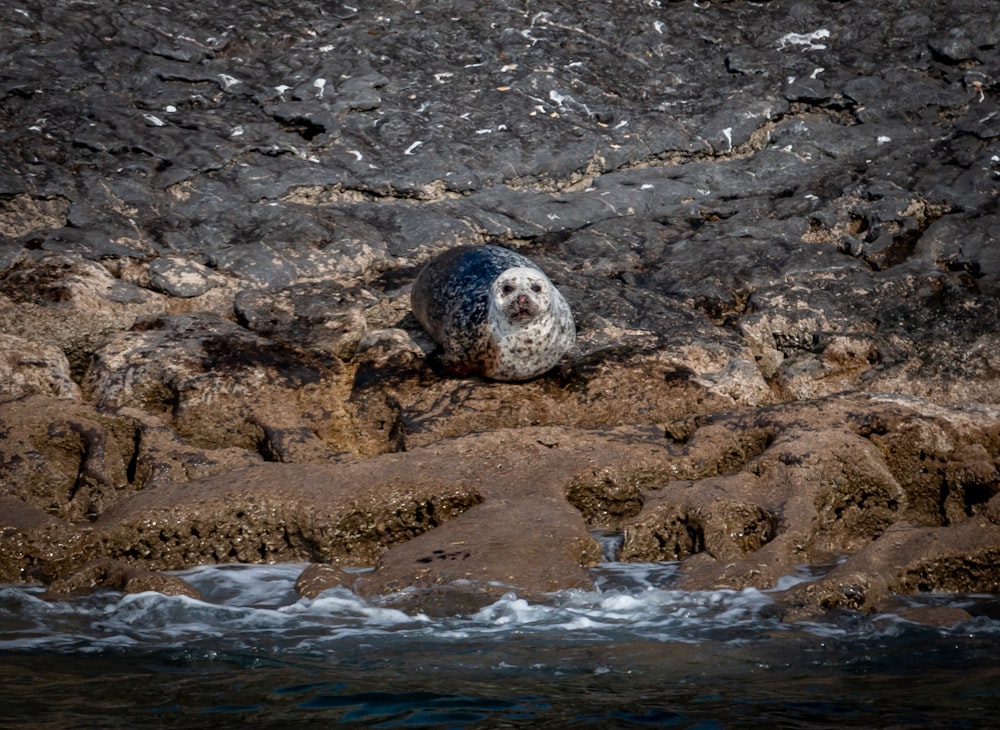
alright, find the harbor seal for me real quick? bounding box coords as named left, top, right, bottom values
left=411, top=245, right=576, bottom=380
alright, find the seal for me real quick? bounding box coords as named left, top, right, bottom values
left=411, top=245, right=576, bottom=380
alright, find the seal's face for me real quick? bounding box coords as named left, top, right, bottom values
left=491, top=267, right=551, bottom=325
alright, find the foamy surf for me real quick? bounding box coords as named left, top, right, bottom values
left=3, top=559, right=1000, bottom=728
left=3, top=558, right=998, bottom=656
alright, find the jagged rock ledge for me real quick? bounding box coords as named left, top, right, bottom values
left=2, top=0, right=999, bottom=623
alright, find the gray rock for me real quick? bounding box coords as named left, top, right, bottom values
left=929, top=28, right=981, bottom=63
left=235, top=280, right=377, bottom=359
left=148, top=256, right=227, bottom=297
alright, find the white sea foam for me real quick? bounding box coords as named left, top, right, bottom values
left=2, top=559, right=999, bottom=655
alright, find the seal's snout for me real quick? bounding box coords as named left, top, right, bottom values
left=508, top=292, right=539, bottom=321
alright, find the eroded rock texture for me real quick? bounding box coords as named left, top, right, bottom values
left=1, top=0, right=999, bottom=619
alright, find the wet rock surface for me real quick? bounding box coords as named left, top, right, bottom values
left=1, top=0, right=999, bottom=620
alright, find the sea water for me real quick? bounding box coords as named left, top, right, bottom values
left=2, top=546, right=1000, bottom=728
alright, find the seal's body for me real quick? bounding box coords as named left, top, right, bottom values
left=411, top=245, right=575, bottom=380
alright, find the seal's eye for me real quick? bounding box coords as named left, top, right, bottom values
left=501, top=283, right=515, bottom=295
left=530, top=283, right=542, bottom=293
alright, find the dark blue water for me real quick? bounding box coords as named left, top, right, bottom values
left=2, top=560, right=999, bottom=728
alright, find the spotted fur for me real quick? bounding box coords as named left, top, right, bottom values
left=412, top=245, right=576, bottom=380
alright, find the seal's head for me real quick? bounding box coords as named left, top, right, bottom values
left=490, top=266, right=552, bottom=325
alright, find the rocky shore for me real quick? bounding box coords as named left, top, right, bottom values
left=2, top=0, right=999, bottom=622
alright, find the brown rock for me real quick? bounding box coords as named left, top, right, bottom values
left=0, top=255, right=164, bottom=377
left=4, top=387, right=1000, bottom=617
left=0, top=194, right=69, bottom=240
left=345, top=258, right=777, bottom=456
left=753, top=269, right=1000, bottom=407
left=620, top=488, right=780, bottom=564
left=0, top=395, right=135, bottom=522
left=295, top=563, right=358, bottom=599
left=93, top=460, right=484, bottom=570
left=357, top=497, right=601, bottom=611
left=0, top=333, right=81, bottom=401
left=0, top=495, right=97, bottom=584
left=235, top=280, right=377, bottom=360
left=46, top=558, right=202, bottom=599
left=354, top=352, right=750, bottom=454
left=114, top=407, right=264, bottom=489
left=81, top=312, right=357, bottom=455
left=779, top=518, right=1000, bottom=620
left=352, top=426, right=671, bottom=609
left=1, top=422, right=673, bottom=602
left=583, top=393, right=1000, bottom=616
